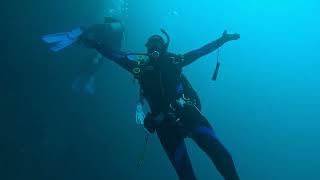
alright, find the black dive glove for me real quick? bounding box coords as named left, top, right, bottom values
left=221, top=30, right=240, bottom=42
left=143, top=112, right=178, bottom=134
left=144, top=113, right=164, bottom=134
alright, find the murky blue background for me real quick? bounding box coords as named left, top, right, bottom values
left=2, top=0, right=320, bottom=179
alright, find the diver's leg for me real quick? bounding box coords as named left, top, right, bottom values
left=189, top=111, right=240, bottom=180
left=157, top=125, right=197, bottom=180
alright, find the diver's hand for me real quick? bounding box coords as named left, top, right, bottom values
left=143, top=113, right=157, bottom=134
left=222, top=30, right=240, bottom=42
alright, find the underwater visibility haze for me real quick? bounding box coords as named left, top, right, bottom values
left=2, top=0, right=320, bottom=179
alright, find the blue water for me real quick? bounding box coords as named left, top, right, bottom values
left=2, top=0, right=320, bottom=179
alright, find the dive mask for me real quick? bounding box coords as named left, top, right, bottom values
left=145, top=29, right=170, bottom=59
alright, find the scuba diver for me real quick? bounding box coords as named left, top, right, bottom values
left=41, top=17, right=124, bottom=52
left=80, top=29, right=241, bottom=180
left=42, top=17, right=125, bottom=94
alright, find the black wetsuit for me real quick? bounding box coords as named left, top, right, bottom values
left=95, top=37, right=240, bottom=180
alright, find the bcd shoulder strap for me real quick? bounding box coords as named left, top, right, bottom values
left=127, top=54, right=150, bottom=79
left=167, top=53, right=184, bottom=65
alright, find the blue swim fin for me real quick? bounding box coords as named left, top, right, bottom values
left=41, top=27, right=83, bottom=52
left=84, top=76, right=96, bottom=94
left=50, top=38, right=77, bottom=52
left=72, top=75, right=96, bottom=94
left=71, top=54, right=104, bottom=94
left=41, top=32, right=67, bottom=43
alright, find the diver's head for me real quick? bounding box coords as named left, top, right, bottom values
left=145, top=35, right=166, bottom=60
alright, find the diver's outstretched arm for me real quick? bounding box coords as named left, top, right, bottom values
left=81, top=38, right=136, bottom=74
left=180, top=31, right=240, bottom=67
left=97, top=47, right=135, bottom=73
